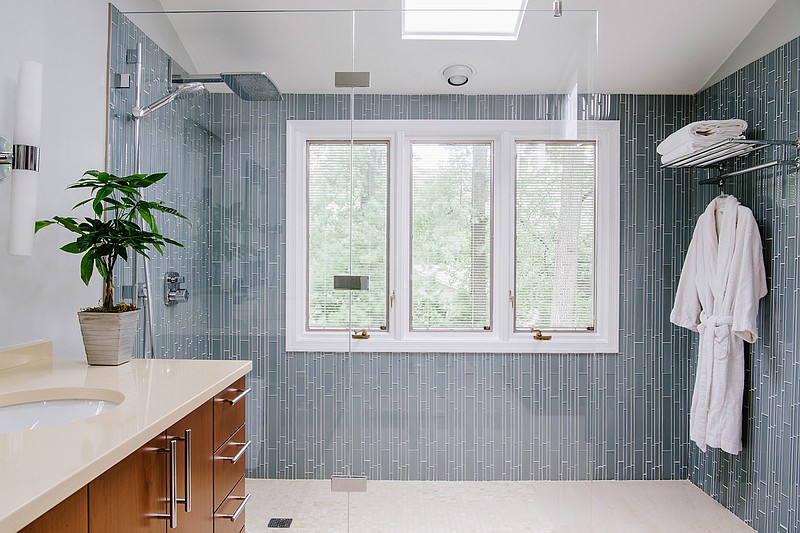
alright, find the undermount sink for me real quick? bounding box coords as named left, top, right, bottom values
left=0, top=388, right=124, bottom=433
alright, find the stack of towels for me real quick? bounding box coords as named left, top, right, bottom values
left=657, top=119, right=748, bottom=165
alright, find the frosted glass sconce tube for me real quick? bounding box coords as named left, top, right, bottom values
left=0, top=61, right=43, bottom=256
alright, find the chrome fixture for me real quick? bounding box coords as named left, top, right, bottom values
left=112, top=71, right=131, bottom=89
left=442, top=64, right=473, bottom=87
left=1, top=60, right=43, bottom=256
left=553, top=0, right=563, bottom=17
left=132, top=83, right=205, bottom=118
left=0, top=138, right=39, bottom=177
left=165, top=271, right=189, bottom=306
left=172, top=69, right=282, bottom=101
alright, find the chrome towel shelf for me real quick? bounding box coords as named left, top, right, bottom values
left=661, top=138, right=799, bottom=185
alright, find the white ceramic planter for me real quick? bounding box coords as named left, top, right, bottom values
left=77, top=310, right=140, bottom=365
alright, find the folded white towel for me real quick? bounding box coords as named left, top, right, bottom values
left=657, top=119, right=747, bottom=155
left=661, top=136, right=745, bottom=165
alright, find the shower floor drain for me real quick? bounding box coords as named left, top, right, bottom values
left=268, top=518, right=293, bottom=528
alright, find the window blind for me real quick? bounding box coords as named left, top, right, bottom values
left=411, top=142, right=492, bottom=330
left=306, top=141, right=388, bottom=330
left=515, top=141, right=595, bottom=331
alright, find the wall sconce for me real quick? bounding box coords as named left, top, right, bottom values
left=0, top=60, right=43, bottom=256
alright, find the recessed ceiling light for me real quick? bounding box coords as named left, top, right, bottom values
left=442, top=65, right=474, bottom=87
left=402, top=0, right=528, bottom=41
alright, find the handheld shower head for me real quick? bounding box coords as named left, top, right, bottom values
left=132, top=82, right=205, bottom=119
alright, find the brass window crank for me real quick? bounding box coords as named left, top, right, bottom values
left=531, top=328, right=552, bottom=340
left=352, top=329, right=370, bottom=339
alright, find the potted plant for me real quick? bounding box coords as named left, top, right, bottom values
left=36, top=170, right=186, bottom=365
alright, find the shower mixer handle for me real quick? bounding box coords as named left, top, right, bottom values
left=167, top=288, right=189, bottom=305
left=164, top=271, right=189, bottom=306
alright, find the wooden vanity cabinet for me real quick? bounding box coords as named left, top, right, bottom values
left=88, top=432, right=169, bottom=533
left=169, top=399, right=214, bottom=533
left=88, top=401, right=215, bottom=533
left=20, top=375, right=248, bottom=533
left=18, top=487, right=88, bottom=533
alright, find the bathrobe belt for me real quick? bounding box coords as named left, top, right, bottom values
left=697, top=311, right=734, bottom=360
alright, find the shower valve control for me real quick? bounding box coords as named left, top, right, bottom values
left=165, top=271, right=189, bottom=306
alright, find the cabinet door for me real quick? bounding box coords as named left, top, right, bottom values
left=88, top=433, right=168, bottom=533
left=19, top=487, right=88, bottom=533
left=169, top=400, right=214, bottom=533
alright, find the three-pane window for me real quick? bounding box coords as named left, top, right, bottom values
left=287, top=120, right=619, bottom=353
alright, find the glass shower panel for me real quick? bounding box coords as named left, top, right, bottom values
left=108, top=7, right=214, bottom=361
left=350, top=5, right=599, bottom=528
left=118, top=9, right=357, bottom=500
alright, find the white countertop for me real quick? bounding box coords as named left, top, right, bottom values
left=0, top=346, right=251, bottom=533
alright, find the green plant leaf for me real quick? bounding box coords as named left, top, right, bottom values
left=53, top=216, right=82, bottom=234
left=61, top=242, right=85, bottom=254
left=79, top=253, right=94, bottom=285
left=35, top=220, right=55, bottom=232
left=163, top=237, right=184, bottom=248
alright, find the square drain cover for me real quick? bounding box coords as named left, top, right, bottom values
left=268, top=518, right=293, bottom=528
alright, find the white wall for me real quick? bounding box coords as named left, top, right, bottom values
left=703, top=0, right=800, bottom=88
left=0, top=1, right=110, bottom=358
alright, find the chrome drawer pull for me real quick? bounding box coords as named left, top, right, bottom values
left=217, top=493, right=251, bottom=522
left=183, top=429, right=192, bottom=513
left=219, top=387, right=251, bottom=405
left=217, top=440, right=251, bottom=464
left=156, top=438, right=179, bottom=529
left=171, top=429, right=192, bottom=513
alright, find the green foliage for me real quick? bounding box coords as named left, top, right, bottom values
left=35, top=170, right=187, bottom=310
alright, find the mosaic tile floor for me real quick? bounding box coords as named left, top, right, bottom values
left=245, top=478, right=754, bottom=532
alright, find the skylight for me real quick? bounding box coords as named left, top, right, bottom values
left=402, top=0, right=528, bottom=41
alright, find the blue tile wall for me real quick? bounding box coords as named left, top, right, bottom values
left=108, top=8, right=213, bottom=360
left=688, top=35, right=800, bottom=533
left=209, top=92, right=697, bottom=481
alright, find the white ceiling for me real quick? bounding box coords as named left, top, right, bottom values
left=120, top=0, right=781, bottom=95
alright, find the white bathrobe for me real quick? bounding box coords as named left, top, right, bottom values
left=670, top=195, right=767, bottom=454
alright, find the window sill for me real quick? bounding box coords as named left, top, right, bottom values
left=285, top=331, right=619, bottom=354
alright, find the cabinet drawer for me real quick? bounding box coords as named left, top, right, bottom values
left=214, top=476, right=249, bottom=533
left=214, top=424, right=248, bottom=510
left=214, top=377, right=248, bottom=450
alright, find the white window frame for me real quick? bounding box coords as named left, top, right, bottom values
left=286, top=120, right=620, bottom=353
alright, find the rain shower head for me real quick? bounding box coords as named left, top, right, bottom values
left=132, top=82, right=206, bottom=118
left=173, top=72, right=282, bottom=101
left=221, top=72, right=281, bottom=101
